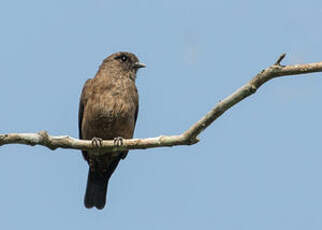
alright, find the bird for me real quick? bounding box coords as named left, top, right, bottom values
left=78, top=51, right=145, bottom=209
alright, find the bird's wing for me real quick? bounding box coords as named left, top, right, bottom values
left=133, top=86, right=139, bottom=127
left=134, top=103, right=139, bottom=127
left=119, top=89, right=139, bottom=160
left=79, top=79, right=92, bottom=161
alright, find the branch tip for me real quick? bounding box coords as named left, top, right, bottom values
left=274, top=53, right=286, bottom=65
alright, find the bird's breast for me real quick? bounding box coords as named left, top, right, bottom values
left=82, top=80, right=138, bottom=140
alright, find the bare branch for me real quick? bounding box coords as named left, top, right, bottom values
left=0, top=131, right=196, bottom=155
left=1, top=54, right=321, bottom=154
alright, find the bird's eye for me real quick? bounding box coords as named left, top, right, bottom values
left=120, top=55, right=127, bottom=62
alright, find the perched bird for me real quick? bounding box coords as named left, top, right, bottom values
left=78, top=51, right=145, bottom=209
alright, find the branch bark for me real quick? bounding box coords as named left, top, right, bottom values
left=1, top=54, right=321, bottom=154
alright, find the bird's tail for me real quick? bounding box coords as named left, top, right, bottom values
left=84, top=170, right=109, bottom=210
left=84, top=157, right=121, bottom=210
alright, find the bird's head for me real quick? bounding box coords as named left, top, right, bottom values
left=100, top=51, right=146, bottom=80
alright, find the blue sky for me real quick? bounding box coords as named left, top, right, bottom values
left=1, top=0, right=322, bottom=229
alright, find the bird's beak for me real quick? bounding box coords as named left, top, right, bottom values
left=134, top=62, right=146, bottom=69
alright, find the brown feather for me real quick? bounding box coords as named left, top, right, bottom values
left=78, top=51, right=144, bottom=209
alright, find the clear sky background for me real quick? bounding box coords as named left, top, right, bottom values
left=0, top=0, right=322, bottom=229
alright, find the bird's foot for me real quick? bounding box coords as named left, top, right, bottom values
left=113, top=136, right=124, bottom=147
left=91, top=137, right=103, bottom=148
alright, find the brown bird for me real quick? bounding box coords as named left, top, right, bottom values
left=78, top=51, right=145, bottom=209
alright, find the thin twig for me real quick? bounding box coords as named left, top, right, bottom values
left=274, top=53, right=286, bottom=65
